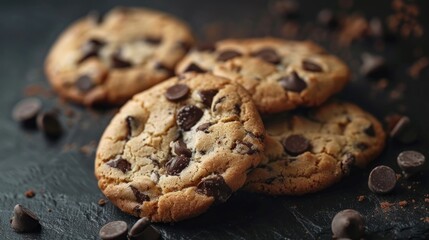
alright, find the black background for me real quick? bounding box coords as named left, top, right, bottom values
left=0, top=0, right=429, bottom=239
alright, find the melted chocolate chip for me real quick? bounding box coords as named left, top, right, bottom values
left=356, top=142, right=369, bottom=151
left=234, top=104, right=241, bottom=115
left=76, top=75, right=95, bottom=93
left=166, top=155, right=190, bottom=175
left=368, top=165, right=397, bottom=194
left=111, top=52, right=132, bottom=69
left=99, top=221, right=128, bottom=240
left=331, top=209, right=365, bottom=239
left=216, top=50, right=242, bottom=62
left=130, top=186, right=149, bottom=203
left=176, top=105, right=204, bottom=131
left=106, top=158, right=131, bottom=173
left=165, top=84, right=190, bottom=102
left=173, top=139, right=192, bottom=157
left=233, top=141, right=256, bottom=155
left=302, top=60, right=323, bottom=72
left=278, top=71, right=307, bottom=92
left=144, top=36, right=162, bottom=45
left=196, top=123, right=212, bottom=133
left=282, top=134, right=311, bottom=156
left=198, top=89, right=218, bottom=107
left=364, top=124, right=375, bottom=137
left=126, top=116, right=139, bottom=139
left=78, top=38, right=105, bottom=64
left=183, top=62, right=206, bottom=73
left=251, top=48, right=281, bottom=65
left=196, top=175, right=232, bottom=203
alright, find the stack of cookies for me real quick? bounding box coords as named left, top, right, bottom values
left=45, top=7, right=386, bottom=222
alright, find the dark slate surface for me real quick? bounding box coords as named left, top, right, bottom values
left=1, top=0, right=429, bottom=239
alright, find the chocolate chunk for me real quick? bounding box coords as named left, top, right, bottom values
left=176, top=105, right=204, bottom=131
left=196, top=123, right=211, bottom=133
left=364, top=124, right=375, bottom=137
left=196, top=175, right=232, bottom=203
left=331, top=209, right=365, bottom=239
left=165, top=84, right=190, bottom=102
left=198, top=89, right=218, bottom=107
left=356, top=142, right=369, bottom=151
left=78, top=38, right=105, bottom=63
left=106, top=158, right=131, bottom=173
left=99, top=221, right=128, bottom=240
left=282, top=134, right=311, bottom=156
left=183, top=62, right=206, bottom=73
left=172, top=139, right=192, bottom=157
left=144, top=36, right=162, bottom=45
left=360, top=53, right=387, bottom=78
left=130, top=186, right=149, bottom=203
left=233, top=141, right=256, bottom=155
left=10, top=204, right=41, bottom=233
left=317, top=9, right=338, bottom=29
left=126, top=116, right=139, bottom=139
left=390, top=116, right=418, bottom=144
left=251, top=48, right=281, bottom=65
left=278, top=71, right=307, bottom=92
left=129, top=217, right=160, bottom=240
left=341, top=153, right=356, bottom=175
left=368, top=165, right=397, bottom=194
left=178, top=41, right=192, bottom=52
left=216, top=50, right=242, bottom=62
left=111, top=52, right=132, bottom=69
left=166, top=155, right=190, bottom=175
left=36, top=111, right=63, bottom=138
left=12, top=98, right=42, bottom=127
left=302, top=60, right=323, bottom=72
left=397, top=151, right=426, bottom=178
left=273, top=0, right=299, bottom=19
left=76, top=75, right=95, bottom=93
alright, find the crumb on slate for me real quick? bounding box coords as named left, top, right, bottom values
left=408, top=57, right=429, bottom=79
left=380, top=201, right=394, bottom=211
left=25, top=189, right=36, bottom=198
left=398, top=200, right=408, bottom=208
left=357, top=195, right=365, bottom=202
left=98, top=199, right=107, bottom=206
left=80, top=141, right=97, bottom=156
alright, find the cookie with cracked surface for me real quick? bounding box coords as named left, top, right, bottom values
left=95, top=73, right=265, bottom=222
left=45, top=7, right=194, bottom=106
left=244, top=101, right=385, bottom=195
left=176, top=38, right=350, bottom=113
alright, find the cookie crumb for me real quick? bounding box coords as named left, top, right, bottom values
left=357, top=195, right=365, bottom=202
left=98, top=199, right=107, bottom=206
left=398, top=200, right=408, bottom=207
left=408, top=57, right=429, bottom=79
left=425, top=198, right=429, bottom=203
left=80, top=141, right=97, bottom=156
left=380, top=201, right=394, bottom=211
left=25, top=189, right=36, bottom=198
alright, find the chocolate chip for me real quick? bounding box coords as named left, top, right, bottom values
left=172, top=139, right=192, bottom=157
left=278, top=71, right=307, bottom=92
left=251, top=48, right=281, bottom=65
left=12, top=98, right=42, bottom=127
left=390, top=116, right=418, bottom=144
left=106, top=158, right=131, bottom=173
left=198, top=89, right=218, bottom=107
left=331, top=209, right=365, bottom=239
left=360, top=53, right=387, bottom=78
left=126, top=116, right=139, bottom=139
left=397, top=151, right=426, bottom=178
left=368, top=165, right=397, bottom=194
left=176, top=105, right=204, bottom=131
left=129, top=217, right=160, bottom=240
left=78, top=38, right=105, bottom=64
left=130, top=186, right=149, bottom=203
left=196, top=175, right=232, bottom=203
left=154, top=62, right=173, bottom=75
left=144, top=36, right=162, bottom=45
left=166, top=155, right=190, bottom=175
left=183, top=62, right=206, bottom=73
left=99, top=221, right=128, bottom=240
left=364, top=124, right=375, bottom=137
left=233, top=141, right=257, bottom=155
left=282, top=134, right=311, bottom=156
left=36, top=111, right=63, bottom=138
left=216, top=50, right=242, bottom=62
left=76, top=75, right=95, bottom=93
left=341, top=153, right=356, bottom=175
left=178, top=41, right=192, bottom=52
left=111, top=52, right=132, bottom=69
left=196, top=123, right=211, bottom=133
left=302, top=60, right=323, bottom=72
left=356, top=142, right=369, bottom=151
left=165, top=84, right=190, bottom=102
left=317, top=9, right=338, bottom=29
left=273, top=0, right=300, bottom=19
left=10, top=204, right=41, bottom=233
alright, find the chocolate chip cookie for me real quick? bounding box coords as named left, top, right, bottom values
left=95, top=73, right=265, bottom=222
left=244, top=101, right=385, bottom=195
left=176, top=38, right=350, bottom=113
left=45, top=7, right=194, bottom=106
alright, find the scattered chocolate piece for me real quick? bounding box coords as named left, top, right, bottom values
left=78, top=38, right=105, bottom=63
left=216, top=50, right=242, bottom=62
left=390, top=116, right=418, bottom=144
left=357, top=195, right=365, bottom=202
left=98, top=199, right=107, bottom=206
left=331, top=209, right=365, bottom=239
left=360, top=53, right=387, bottom=78
left=282, top=134, right=311, bottom=156
left=368, top=165, right=397, bottom=194
left=166, top=155, right=190, bottom=175
left=278, top=72, right=307, bottom=92
left=251, top=48, right=281, bottom=65
left=183, top=62, right=206, bottom=73
left=99, top=221, right=128, bottom=240
left=144, top=36, right=162, bottom=45
left=76, top=75, right=95, bottom=93
left=196, top=123, right=211, bottom=133
left=196, top=175, right=232, bottom=203
left=198, top=89, right=218, bottom=107
left=176, top=105, right=204, bottom=131
left=36, top=111, right=63, bottom=138
left=25, top=189, right=35, bottom=198
left=130, top=186, right=150, bottom=203
left=397, top=150, right=426, bottom=178
left=317, top=9, right=338, bottom=29
left=302, top=60, right=323, bottom=72
left=10, top=204, right=41, bottom=233
left=106, top=158, right=132, bottom=173
left=129, top=217, right=160, bottom=240
left=172, top=139, right=192, bottom=157
left=111, top=52, right=132, bottom=69
left=273, top=0, right=299, bottom=19
left=12, top=98, right=42, bottom=127
left=165, top=84, right=190, bottom=102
